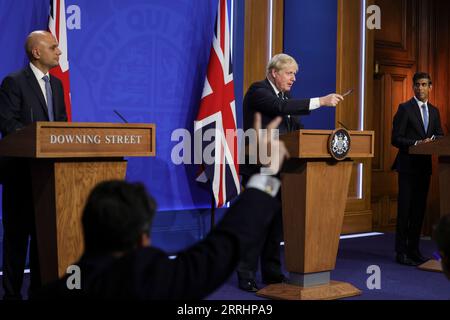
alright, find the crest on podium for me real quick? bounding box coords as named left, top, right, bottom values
left=328, top=129, right=351, bottom=160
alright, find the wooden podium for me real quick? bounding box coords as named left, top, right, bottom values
left=256, top=129, right=374, bottom=300
left=0, top=122, right=155, bottom=284
left=409, top=136, right=450, bottom=272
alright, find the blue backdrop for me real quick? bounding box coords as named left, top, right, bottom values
left=0, top=0, right=49, bottom=75
left=67, top=0, right=220, bottom=211
left=0, top=0, right=336, bottom=251
left=0, top=0, right=226, bottom=212
left=284, top=0, right=337, bottom=130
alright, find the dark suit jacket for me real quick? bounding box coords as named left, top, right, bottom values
left=391, top=98, right=443, bottom=174
left=241, top=79, right=311, bottom=178
left=0, top=65, right=67, bottom=184
left=243, top=79, right=311, bottom=133
left=34, top=188, right=281, bottom=300
left=0, top=65, right=67, bottom=137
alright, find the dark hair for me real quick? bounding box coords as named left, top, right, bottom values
left=82, top=180, right=157, bottom=255
left=433, top=214, right=450, bottom=257
left=413, top=72, right=432, bottom=85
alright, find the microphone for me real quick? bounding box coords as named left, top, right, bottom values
left=337, top=121, right=350, bottom=130
left=113, top=109, right=128, bottom=123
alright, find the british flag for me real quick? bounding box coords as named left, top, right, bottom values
left=48, top=0, right=72, bottom=121
left=194, top=0, right=240, bottom=207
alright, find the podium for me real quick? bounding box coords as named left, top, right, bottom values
left=256, top=129, right=374, bottom=300
left=409, top=136, right=450, bottom=272
left=0, top=122, right=155, bottom=284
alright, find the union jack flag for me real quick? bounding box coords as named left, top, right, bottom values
left=194, top=0, right=240, bottom=207
left=48, top=0, right=72, bottom=121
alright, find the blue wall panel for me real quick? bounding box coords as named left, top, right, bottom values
left=0, top=0, right=48, bottom=77
left=284, top=0, right=337, bottom=130
left=0, top=0, right=336, bottom=252
left=65, top=0, right=218, bottom=211
left=0, top=0, right=244, bottom=251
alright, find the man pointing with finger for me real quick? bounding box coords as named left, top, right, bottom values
left=238, top=53, right=344, bottom=292
left=243, top=53, right=343, bottom=136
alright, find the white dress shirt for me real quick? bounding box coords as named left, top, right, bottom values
left=29, top=62, right=51, bottom=105
left=413, top=96, right=429, bottom=127
left=246, top=174, right=281, bottom=197
left=413, top=96, right=430, bottom=145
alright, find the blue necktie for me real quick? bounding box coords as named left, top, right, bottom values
left=42, top=75, right=54, bottom=121
left=421, top=104, right=428, bottom=132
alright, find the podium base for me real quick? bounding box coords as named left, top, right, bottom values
left=256, top=281, right=361, bottom=300
left=418, top=259, right=442, bottom=272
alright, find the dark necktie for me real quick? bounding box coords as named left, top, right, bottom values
left=42, top=75, right=54, bottom=121
left=277, top=92, right=292, bottom=132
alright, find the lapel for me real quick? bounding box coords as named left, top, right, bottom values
left=50, top=75, right=59, bottom=120
left=263, top=79, right=293, bottom=131
left=24, top=66, right=50, bottom=119
left=427, top=102, right=437, bottom=135
left=409, top=98, right=427, bottom=136
left=264, top=78, right=277, bottom=97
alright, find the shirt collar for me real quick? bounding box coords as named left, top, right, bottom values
left=29, top=62, right=50, bottom=82
left=267, top=78, right=281, bottom=97
left=413, top=96, right=428, bottom=107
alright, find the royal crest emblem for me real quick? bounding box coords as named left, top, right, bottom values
left=328, top=129, right=351, bottom=160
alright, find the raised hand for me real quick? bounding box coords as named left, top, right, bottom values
left=254, top=112, right=290, bottom=175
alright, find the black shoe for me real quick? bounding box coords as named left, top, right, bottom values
left=408, top=251, right=429, bottom=264
left=238, top=278, right=259, bottom=292
left=396, top=253, right=420, bottom=266
left=262, top=274, right=286, bottom=285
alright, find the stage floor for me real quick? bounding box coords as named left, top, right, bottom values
left=1, top=232, right=448, bottom=300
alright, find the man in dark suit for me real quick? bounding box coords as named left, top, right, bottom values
left=34, top=114, right=288, bottom=300
left=243, top=54, right=343, bottom=136
left=35, top=179, right=282, bottom=300
left=0, top=30, right=67, bottom=299
left=238, top=53, right=343, bottom=292
left=391, top=72, right=443, bottom=266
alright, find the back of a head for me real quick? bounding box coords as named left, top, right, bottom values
left=82, top=180, right=157, bottom=255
